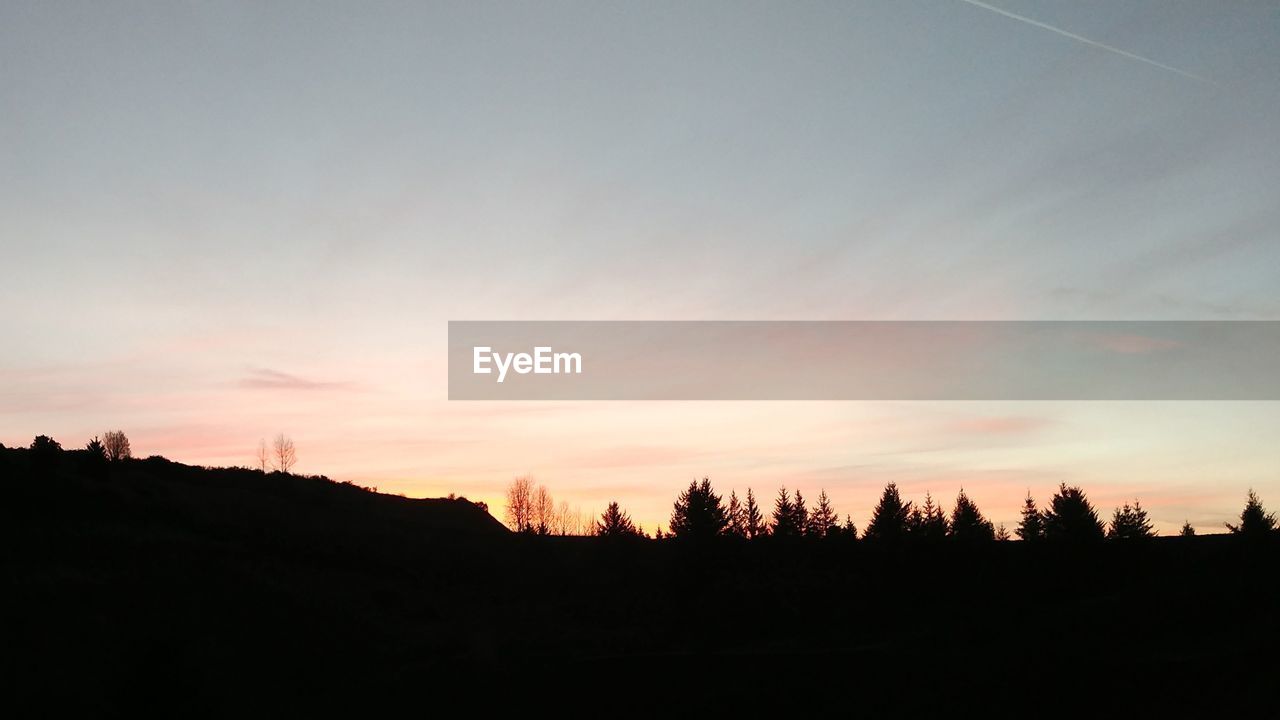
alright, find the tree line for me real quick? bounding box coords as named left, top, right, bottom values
left=506, top=475, right=1280, bottom=541
left=5, top=432, right=1277, bottom=541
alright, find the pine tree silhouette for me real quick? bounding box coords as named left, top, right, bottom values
left=864, top=482, right=912, bottom=542
left=1043, top=484, right=1105, bottom=542
left=744, top=488, right=767, bottom=539
left=949, top=489, right=995, bottom=542
left=1108, top=500, right=1155, bottom=540
left=726, top=490, right=747, bottom=538
left=81, top=436, right=108, bottom=480
left=597, top=501, right=638, bottom=537
left=807, top=489, right=838, bottom=538
left=669, top=478, right=729, bottom=539
left=913, top=492, right=948, bottom=542
left=1016, top=492, right=1045, bottom=542
left=793, top=490, right=809, bottom=537
left=1225, top=490, right=1277, bottom=536
left=1180, top=521, right=1195, bottom=537
left=771, top=487, right=800, bottom=538
left=842, top=515, right=858, bottom=540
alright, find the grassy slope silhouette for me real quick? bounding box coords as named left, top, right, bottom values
left=2, top=443, right=1277, bottom=713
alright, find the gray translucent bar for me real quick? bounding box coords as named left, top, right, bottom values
left=448, top=321, right=1280, bottom=400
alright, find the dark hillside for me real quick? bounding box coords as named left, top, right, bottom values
left=2, top=445, right=1277, bottom=714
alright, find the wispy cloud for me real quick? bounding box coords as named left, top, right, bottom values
left=957, top=0, right=1214, bottom=85
left=239, top=368, right=356, bottom=391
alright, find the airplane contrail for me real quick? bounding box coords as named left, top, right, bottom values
left=957, top=0, right=1213, bottom=85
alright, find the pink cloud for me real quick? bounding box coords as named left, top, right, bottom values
left=1087, top=333, right=1181, bottom=355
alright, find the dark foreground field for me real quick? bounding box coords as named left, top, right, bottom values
left=3, top=448, right=1277, bottom=715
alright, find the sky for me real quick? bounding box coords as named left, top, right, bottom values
left=3, top=1, right=1280, bottom=534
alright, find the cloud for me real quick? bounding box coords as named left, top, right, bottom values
left=238, top=367, right=356, bottom=391
left=1087, top=333, right=1181, bottom=355
left=948, top=415, right=1051, bottom=435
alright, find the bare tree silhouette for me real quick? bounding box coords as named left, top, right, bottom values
left=102, top=430, right=131, bottom=462
left=505, top=476, right=535, bottom=532
left=533, top=485, right=555, bottom=535
left=273, top=434, right=296, bottom=474
left=255, top=438, right=270, bottom=473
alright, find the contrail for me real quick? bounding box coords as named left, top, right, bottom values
left=957, top=0, right=1213, bottom=85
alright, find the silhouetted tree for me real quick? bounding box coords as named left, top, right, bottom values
left=726, top=490, right=747, bottom=538
left=864, top=482, right=912, bottom=542
left=102, top=430, right=131, bottom=462
left=533, top=484, right=555, bottom=534
left=912, top=492, right=948, bottom=542
left=554, top=500, right=582, bottom=536
left=669, top=478, right=728, bottom=539
left=949, top=489, right=995, bottom=542
left=273, top=433, right=296, bottom=474
left=1042, top=484, right=1105, bottom=542
left=1225, top=490, right=1277, bottom=536
left=771, top=487, right=800, bottom=538
left=807, top=490, right=838, bottom=538
left=505, top=475, right=536, bottom=532
left=996, top=523, right=1011, bottom=541
left=1180, top=521, right=1196, bottom=537
left=256, top=438, right=270, bottom=473
left=1108, top=500, right=1155, bottom=540
left=744, top=488, right=767, bottom=539
left=842, top=515, right=858, bottom=540
left=81, top=436, right=109, bottom=479
left=1016, top=492, right=1045, bottom=542
left=29, top=435, right=62, bottom=473
left=793, top=490, right=809, bottom=536
left=597, top=501, right=638, bottom=537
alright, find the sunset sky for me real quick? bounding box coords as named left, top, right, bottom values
left=4, top=1, right=1280, bottom=533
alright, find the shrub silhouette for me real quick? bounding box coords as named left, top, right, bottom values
left=596, top=502, right=639, bottom=537
left=1042, top=484, right=1105, bottom=542
left=1225, top=490, right=1277, bottom=536
left=1016, top=492, right=1045, bottom=542
left=669, top=478, right=728, bottom=539
left=864, top=482, right=911, bottom=542
left=1108, top=500, right=1155, bottom=540
left=29, top=435, right=62, bottom=473
left=949, top=489, right=995, bottom=542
